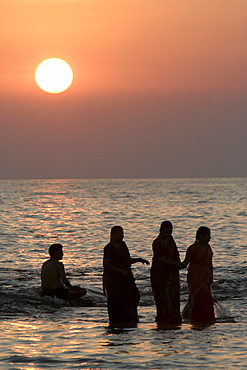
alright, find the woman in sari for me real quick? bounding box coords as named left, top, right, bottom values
left=182, top=226, right=215, bottom=323
left=103, top=226, right=149, bottom=325
left=151, top=221, right=182, bottom=324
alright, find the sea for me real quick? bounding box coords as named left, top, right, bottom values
left=0, top=178, right=246, bottom=369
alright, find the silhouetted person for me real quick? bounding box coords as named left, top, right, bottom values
left=41, top=243, right=86, bottom=299
left=103, top=226, right=149, bottom=325
left=151, top=221, right=182, bottom=324
left=181, top=226, right=215, bottom=323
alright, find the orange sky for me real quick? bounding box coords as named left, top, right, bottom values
left=1, top=0, right=247, bottom=178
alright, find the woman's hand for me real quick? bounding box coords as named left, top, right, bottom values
left=180, top=259, right=190, bottom=269
left=140, top=258, right=150, bottom=265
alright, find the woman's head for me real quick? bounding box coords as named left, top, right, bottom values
left=110, top=226, right=124, bottom=242
left=195, top=226, right=211, bottom=242
left=159, top=221, right=173, bottom=238
left=160, top=221, right=173, bottom=233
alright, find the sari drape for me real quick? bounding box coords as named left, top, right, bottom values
left=151, top=236, right=181, bottom=324
left=103, top=241, right=140, bottom=324
left=187, top=243, right=215, bottom=323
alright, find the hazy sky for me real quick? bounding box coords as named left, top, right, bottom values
left=1, top=0, right=246, bottom=179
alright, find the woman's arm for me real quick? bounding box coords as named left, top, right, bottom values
left=210, top=261, right=213, bottom=282
left=152, top=238, right=181, bottom=268
left=180, top=256, right=190, bottom=269
left=157, top=256, right=181, bottom=269
left=103, top=257, right=128, bottom=276
left=180, top=247, right=192, bottom=269
left=58, top=262, right=73, bottom=288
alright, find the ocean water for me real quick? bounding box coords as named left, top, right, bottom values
left=0, top=178, right=246, bottom=369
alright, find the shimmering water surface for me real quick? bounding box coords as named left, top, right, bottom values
left=0, top=178, right=246, bottom=369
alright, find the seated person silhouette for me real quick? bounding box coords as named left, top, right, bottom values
left=41, top=243, right=86, bottom=299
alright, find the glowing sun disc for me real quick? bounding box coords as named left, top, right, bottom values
left=35, top=58, right=73, bottom=93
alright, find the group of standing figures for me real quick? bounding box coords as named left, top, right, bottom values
left=103, top=222, right=215, bottom=326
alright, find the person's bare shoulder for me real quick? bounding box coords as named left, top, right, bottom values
left=42, top=259, right=60, bottom=272
left=41, top=259, right=50, bottom=270
left=42, top=259, right=50, bottom=266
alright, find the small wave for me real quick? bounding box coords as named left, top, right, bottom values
left=3, top=354, right=62, bottom=364
left=214, top=301, right=233, bottom=319
left=0, top=286, right=106, bottom=319
left=237, top=211, right=247, bottom=216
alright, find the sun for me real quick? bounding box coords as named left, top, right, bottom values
left=35, top=58, right=73, bottom=94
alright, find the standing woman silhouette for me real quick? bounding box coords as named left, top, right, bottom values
left=151, top=221, right=182, bottom=324
left=103, top=226, right=149, bottom=325
left=182, top=226, right=215, bottom=323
